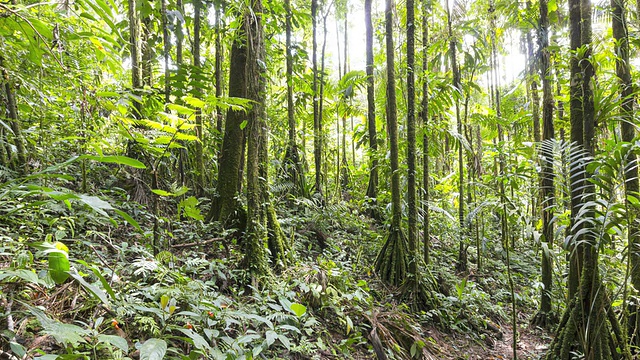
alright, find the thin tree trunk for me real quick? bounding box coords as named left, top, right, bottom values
left=612, top=0, right=640, bottom=344
left=161, top=0, right=170, bottom=104
left=375, top=0, right=409, bottom=287
left=0, top=57, right=26, bottom=172
left=193, top=0, right=204, bottom=197
left=533, top=0, right=556, bottom=328
left=215, top=4, right=224, bottom=162
left=567, top=0, right=584, bottom=301
left=364, top=0, right=379, bottom=219
left=312, top=0, right=322, bottom=196
left=421, top=0, right=430, bottom=264
left=127, top=0, right=143, bottom=119
left=407, top=0, right=417, bottom=277
left=447, top=0, right=466, bottom=273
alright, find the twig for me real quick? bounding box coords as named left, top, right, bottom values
left=172, top=237, right=223, bottom=249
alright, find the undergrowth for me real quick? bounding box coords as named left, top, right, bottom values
left=0, top=170, right=544, bottom=360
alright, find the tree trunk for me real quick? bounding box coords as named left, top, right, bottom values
left=422, top=0, right=430, bottom=264
left=282, top=0, right=304, bottom=197
left=193, top=0, right=205, bottom=197
left=567, top=0, right=584, bottom=301
left=312, top=0, right=322, bottom=197
left=243, top=0, right=270, bottom=277
left=612, top=0, right=640, bottom=345
left=446, top=0, right=466, bottom=273
left=533, top=0, right=556, bottom=329
left=375, top=0, right=409, bottom=287
left=364, top=0, right=379, bottom=219
left=214, top=4, right=224, bottom=162
left=407, top=0, right=417, bottom=277
left=127, top=0, right=143, bottom=119
left=209, top=31, right=247, bottom=224
left=0, top=56, right=26, bottom=172
left=545, top=0, right=631, bottom=357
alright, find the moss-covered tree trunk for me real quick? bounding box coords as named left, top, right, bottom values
left=567, top=0, right=584, bottom=301
left=533, top=0, right=556, bottom=328
left=0, top=57, right=26, bottom=173
left=374, top=0, right=409, bottom=287
left=192, top=0, right=205, bottom=197
left=243, top=0, right=287, bottom=275
left=243, top=0, right=270, bottom=277
left=406, top=0, right=417, bottom=278
left=208, top=31, right=247, bottom=225
left=421, top=0, right=431, bottom=265
left=545, top=0, right=630, bottom=357
left=611, top=0, right=640, bottom=345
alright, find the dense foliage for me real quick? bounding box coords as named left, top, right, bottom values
left=1, top=0, right=640, bottom=359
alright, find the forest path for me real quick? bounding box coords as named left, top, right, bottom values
left=429, top=320, right=551, bottom=359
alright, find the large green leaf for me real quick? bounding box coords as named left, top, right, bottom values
left=140, top=338, right=167, bottom=360
left=23, top=303, right=89, bottom=347
left=84, top=155, right=146, bottom=169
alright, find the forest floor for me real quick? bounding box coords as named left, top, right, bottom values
left=1, top=196, right=557, bottom=359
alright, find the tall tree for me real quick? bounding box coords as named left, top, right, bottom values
left=364, top=0, right=379, bottom=219
left=446, top=0, right=466, bottom=273
left=312, top=0, right=323, bottom=197
left=545, top=0, right=630, bottom=357
left=406, top=0, right=418, bottom=278
left=127, top=0, right=143, bottom=118
left=193, top=0, right=205, bottom=197
left=244, top=0, right=270, bottom=277
left=208, top=24, right=248, bottom=224
left=282, top=0, right=304, bottom=196
left=0, top=57, right=26, bottom=172
left=244, top=0, right=287, bottom=275
left=532, top=0, right=556, bottom=328
left=374, top=0, right=409, bottom=286
left=421, top=0, right=431, bottom=264
left=612, top=0, right=640, bottom=344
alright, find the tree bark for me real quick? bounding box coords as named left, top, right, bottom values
left=364, top=0, right=379, bottom=218
left=446, top=0, right=466, bottom=273
left=533, top=0, right=556, bottom=328
left=312, top=0, right=322, bottom=197
left=612, top=0, right=640, bottom=345
left=407, top=0, right=417, bottom=277
left=127, top=0, right=143, bottom=119
left=375, top=0, right=409, bottom=287
left=244, top=0, right=270, bottom=277
left=0, top=56, right=26, bottom=172
left=193, top=0, right=205, bottom=197
left=209, top=30, right=247, bottom=224
left=422, top=0, right=430, bottom=265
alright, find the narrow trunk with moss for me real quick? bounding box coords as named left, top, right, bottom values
left=375, top=0, right=409, bottom=287
left=533, top=0, right=556, bottom=328
left=209, top=34, right=247, bottom=225
left=243, top=0, right=270, bottom=277
left=193, top=0, right=205, bottom=197
left=545, top=0, right=631, bottom=357
left=612, top=0, right=640, bottom=344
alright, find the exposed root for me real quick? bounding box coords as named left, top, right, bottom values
left=531, top=310, right=557, bottom=330
left=399, top=268, right=440, bottom=312
left=374, top=227, right=409, bottom=287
